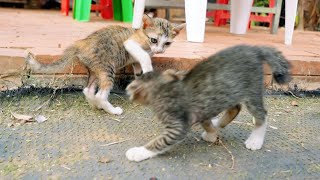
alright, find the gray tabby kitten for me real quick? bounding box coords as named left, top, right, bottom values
left=125, top=45, right=291, bottom=162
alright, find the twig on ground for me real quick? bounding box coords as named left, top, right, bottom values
left=287, top=91, right=301, bottom=99
left=219, top=139, right=235, bottom=169
left=113, top=93, right=126, bottom=102
left=33, top=88, right=58, bottom=111
left=61, top=165, right=71, bottom=170
left=193, top=136, right=200, bottom=142
left=109, top=117, right=121, bottom=122
left=99, top=139, right=130, bottom=147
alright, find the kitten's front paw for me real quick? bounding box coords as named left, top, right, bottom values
left=111, top=107, right=123, bottom=115
left=126, top=147, right=157, bottom=162
left=201, top=131, right=218, bottom=143
left=245, top=135, right=264, bottom=150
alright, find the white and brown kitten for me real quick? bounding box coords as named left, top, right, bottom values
left=125, top=45, right=291, bottom=162
left=25, top=15, right=185, bottom=115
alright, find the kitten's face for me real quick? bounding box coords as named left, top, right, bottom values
left=126, top=72, right=158, bottom=105
left=126, top=69, right=187, bottom=104
left=143, top=15, right=186, bottom=54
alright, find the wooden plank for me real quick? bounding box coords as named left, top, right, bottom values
left=146, top=1, right=277, bottom=13
left=145, top=0, right=184, bottom=8
left=145, top=1, right=230, bottom=10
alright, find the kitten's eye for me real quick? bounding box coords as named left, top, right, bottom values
left=165, top=42, right=172, bottom=46
left=135, top=73, right=142, bottom=78
left=150, top=38, right=158, bottom=44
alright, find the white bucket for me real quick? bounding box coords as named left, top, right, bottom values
left=132, top=0, right=146, bottom=29
left=230, top=0, right=253, bottom=34
left=285, top=0, right=298, bottom=45
left=185, top=0, right=207, bottom=42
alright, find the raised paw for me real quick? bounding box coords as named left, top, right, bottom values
left=201, top=131, right=218, bottom=143
left=245, top=135, right=264, bottom=150
left=126, top=146, right=157, bottom=162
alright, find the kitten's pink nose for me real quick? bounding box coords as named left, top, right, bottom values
left=156, top=48, right=164, bottom=53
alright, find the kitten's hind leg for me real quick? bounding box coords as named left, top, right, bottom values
left=244, top=99, right=267, bottom=150
left=212, top=104, right=242, bottom=128
left=83, top=71, right=98, bottom=108
left=201, top=120, right=219, bottom=143
left=95, top=71, right=123, bottom=115
left=126, top=121, right=188, bottom=162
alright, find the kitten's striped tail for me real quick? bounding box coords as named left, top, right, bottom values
left=24, top=46, right=79, bottom=74
left=258, top=46, right=292, bottom=84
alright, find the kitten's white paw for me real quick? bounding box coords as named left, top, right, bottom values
left=245, top=122, right=267, bottom=150
left=126, top=147, right=157, bottom=162
left=201, top=131, right=218, bottom=143
left=245, top=135, right=264, bottom=150
left=211, top=117, right=220, bottom=128
left=111, top=107, right=123, bottom=115
left=96, top=99, right=123, bottom=115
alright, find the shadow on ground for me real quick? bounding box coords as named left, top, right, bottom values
left=0, top=89, right=319, bottom=179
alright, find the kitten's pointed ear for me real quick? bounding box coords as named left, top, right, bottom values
left=162, top=69, right=187, bottom=82
left=142, top=14, right=154, bottom=29
left=172, top=23, right=186, bottom=36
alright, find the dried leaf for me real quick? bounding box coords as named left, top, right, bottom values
left=98, top=157, right=112, bottom=163
left=291, top=101, right=298, bottom=106
left=11, top=112, right=33, bottom=121
left=35, top=115, right=47, bottom=123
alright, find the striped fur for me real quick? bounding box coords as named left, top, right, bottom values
left=125, top=45, right=292, bottom=162
left=25, top=15, right=185, bottom=115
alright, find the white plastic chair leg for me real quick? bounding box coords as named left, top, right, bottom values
left=230, top=0, right=253, bottom=34
left=284, top=0, right=298, bottom=45
left=132, top=0, right=145, bottom=29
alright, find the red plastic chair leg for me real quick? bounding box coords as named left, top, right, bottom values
left=61, top=0, right=70, bottom=16
left=213, top=0, right=229, bottom=26
left=100, top=0, right=113, bottom=19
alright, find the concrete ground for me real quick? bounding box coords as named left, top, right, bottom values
left=0, top=89, right=319, bottom=179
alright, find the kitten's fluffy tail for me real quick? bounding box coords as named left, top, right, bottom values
left=24, top=46, right=79, bottom=74
left=258, top=46, right=292, bottom=84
